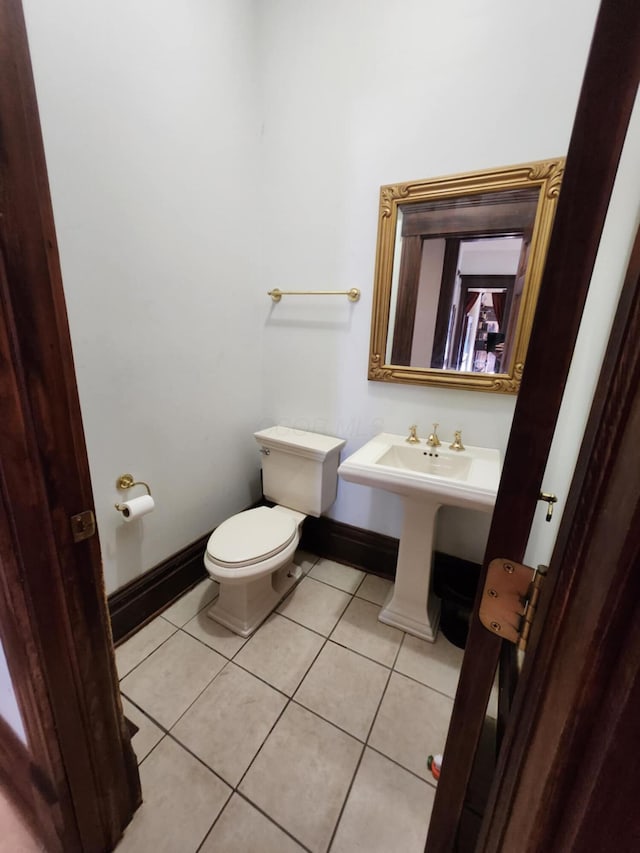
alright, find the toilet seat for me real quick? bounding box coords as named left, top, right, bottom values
left=206, top=506, right=298, bottom=568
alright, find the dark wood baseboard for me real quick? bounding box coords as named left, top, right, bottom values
left=108, top=534, right=209, bottom=644
left=108, top=499, right=265, bottom=643
left=301, top=514, right=481, bottom=592
left=300, top=515, right=400, bottom=578
left=108, top=516, right=398, bottom=646
left=301, top=515, right=481, bottom=649
left=108, top=511, right=482, bottom=646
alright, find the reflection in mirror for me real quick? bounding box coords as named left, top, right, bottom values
left=370, top=161, right=564, bottom=393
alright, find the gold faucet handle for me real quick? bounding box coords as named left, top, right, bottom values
left=406, top=424, right=420, bottom=444
left=450, top=430, right=465, bottom=451
left=427, top=422, right=441, bottom=447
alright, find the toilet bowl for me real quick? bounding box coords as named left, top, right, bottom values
left=204, top=426, right=346, bottom=637
left=204, top=505, right=306, bottom=637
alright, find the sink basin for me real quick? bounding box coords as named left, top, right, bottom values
left=377, top=444, right=473, bottom=479
left=338, top=432, right=501, bottom=510
left=338, top=433, right=501, bottom=641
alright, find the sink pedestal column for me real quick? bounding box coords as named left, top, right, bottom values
left=378, top=499, right=441, bottom=642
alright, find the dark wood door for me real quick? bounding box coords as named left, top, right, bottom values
left=479, top=220, right=640, bottom=851
left=425, top=0, right=640, bottom=849
left=0, top=2, right=141, bottom=849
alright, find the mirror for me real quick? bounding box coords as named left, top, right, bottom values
left=369, top=160, right=564, bottom=393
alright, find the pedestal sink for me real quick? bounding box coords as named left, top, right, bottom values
left=338, top=433, right=501, bottom=642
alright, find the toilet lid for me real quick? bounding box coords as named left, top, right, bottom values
left=206, top=506, right=298, bottom=568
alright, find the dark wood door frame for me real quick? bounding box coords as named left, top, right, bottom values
left=0, top=1, right=140, bottom=849
left=391, top=234, right=423, bottom=363
left=426, top=0, right=640, bottom=849
left=479, top=220, right=640, bottom=852
left=430, top=238, right=460, bottom=368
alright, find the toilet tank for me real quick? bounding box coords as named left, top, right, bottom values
left=254, top=426, right=346, bottom=517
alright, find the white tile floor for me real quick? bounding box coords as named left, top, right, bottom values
left=115, top=554, right=479, bottom=853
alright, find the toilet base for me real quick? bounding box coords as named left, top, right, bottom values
left=206, top=561, right=303, bottom=637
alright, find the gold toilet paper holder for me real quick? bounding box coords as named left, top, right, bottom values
left=115, top=473, right=152, bottom=512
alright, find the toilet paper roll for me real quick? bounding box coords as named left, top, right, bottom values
left=119, top=494, right=155, bottom=522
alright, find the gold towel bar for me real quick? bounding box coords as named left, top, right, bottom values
left=268, top=288, right=360, bottom=303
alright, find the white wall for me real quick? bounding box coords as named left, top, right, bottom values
left=525, top=91, right=640, bottom=567
left=23, top=0, right=265, bottom=592
left=22, top=0, right=608, bottom=590
left=0, top=639, right=26, bottom=745
left=256, top=0, right=601, bottom=561
left=458, top=238, right=522, bottom=276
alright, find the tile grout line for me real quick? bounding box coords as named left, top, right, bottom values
left=322, top=629, right=439, bottom=849
left=305, top=570, right=366, bottom=596
left=276, top=602, right=352, bottom=642
left=141, top=716, right=333, bottom=852
left=233, top=791, right=314, bottom=853
left=117, top=564, right=386, bottom=680
left=218, top=656, right=291, bottom=701
left=121, top=558, right=455, bottom=850
left=127, top=609, right=456, bottom=752
left=365, top=743, right=439, bottom=791
left=286, top=589, right=373, bottom=853
left=288, top=698, right=368, bottom=747
left=287, top=561, right=391, bottom=607
left=165, top=593, right=432, bottom=747
left=163, top=729, right=236, bottom=789
left=232, top=629, right=331, bottom=793
left=362, top=628, right=404, bottom=747
left=229, top=577, right=361, bottom=799
left=325, top=742, right=367, bottom=853
left=268, top=575, right=451, bottom=802
left=120, top=693, right=168, bottom=737
left=192, top=786, right=234, bottom=853
left=133, top=731, right=167, bottom=769
left=178, top=625, right=247, bottom=662
left=166, top=656, right=241, bottom=731
left=218, top=697, right=308, bottom=850
left=328, top=636, right=396, bottom=671
left=158, top=576, right=220, bottom=625
left=276, top=609, right=342, bottom=641
left=126, top=651, right=237, bottom=748
left=388, top=664, right=461, bottom=703
left=122, top=676, right=242, bottom=783
left=125, top=556, right=338, bottom=852
left=117, top=622, right=180, bottom=681
left=210, top=634, right=334, bottom=852
left=124, top=598, right=306, bottom=735
left=322, top=582, right=402, bottom=852
left=116, top=583, right=219, bottom=679
left=130, top=642, right=442, bottom=789
left=362, top=634, right=446, bottom=791
left=187, top=589, right=423, bottom=683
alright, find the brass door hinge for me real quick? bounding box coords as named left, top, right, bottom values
left=70, top=510, right=96, bottom=543
left=479, top=558, right=546, bottom=651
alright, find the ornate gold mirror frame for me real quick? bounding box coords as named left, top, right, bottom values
left=368, top=159, right=564, bottom=393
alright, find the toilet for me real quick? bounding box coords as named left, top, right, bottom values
left=204, top=426, right=346, bottom=637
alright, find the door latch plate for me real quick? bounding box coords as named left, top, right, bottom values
left=70, top=510, right=96, bottom=543
left=538, top=491, right=558, bottom=521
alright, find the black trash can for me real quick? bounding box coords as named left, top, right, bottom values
left=433, top=554, right=481, bottom=649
